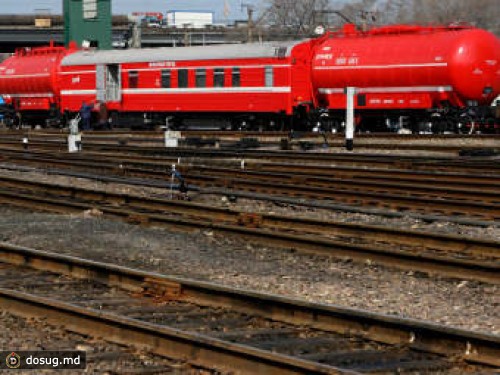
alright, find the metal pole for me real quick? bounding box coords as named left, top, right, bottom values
left=247, top=7, right=254, bottom=43
left=345, top=87, right=356, bottom=151
left=169, top=164, right=176, bottom=200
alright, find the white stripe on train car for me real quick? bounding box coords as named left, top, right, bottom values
left=61, top=90, right=97, bottom=95
left=4, top=93, right=54, bottom=98
left=61, top=87, right=291, bottom=95
left=314, top=63, right=448, bottom=70
left=0, top=73, right=51, bottom=78
left=122, top=87, right=292, bottom=94
left=318, top=86, right=453, bottom=94
left=60, top=70, right=96, bottom=75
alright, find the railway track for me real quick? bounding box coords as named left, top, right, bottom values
left=0, top=173, right=497, bottom=283
left=0, top=137, right=499, bottom=175
left=4, top=128, right=500, bottom=140
left=1, top=130, right=500, bottom=157
left=0, top=243, right=498, bottom=374
left=2, top=145, right=500, bottom=189
left=0, top=147, right=499, bottom=221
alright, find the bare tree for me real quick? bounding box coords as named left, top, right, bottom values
left=409, top=0, right=499, bottom=34
left=259, top=0, right=499, bottom=37
left=338, top=0, right=378, bottom=26
left=263, top=0, right=330, bottom=36
left=377, top=0, right=413, bottom=24
left=343, top=0, right=499, bottom=35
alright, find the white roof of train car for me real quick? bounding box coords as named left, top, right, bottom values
left=62, top=42, right=303, bottom=66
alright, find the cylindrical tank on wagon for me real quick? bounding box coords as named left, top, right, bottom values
left=448, top=28, right=500, bottom=102
left=0, top=44, right=71, bottom=96
left=312, top=25, right=500, bottom=106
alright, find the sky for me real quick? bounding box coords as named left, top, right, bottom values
left=0, top=0, right=262, bottom=22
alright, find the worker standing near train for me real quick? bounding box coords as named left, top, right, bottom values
left=96, top=101, right=110, bottom=130
left=79, top=101, right=93, bottom=131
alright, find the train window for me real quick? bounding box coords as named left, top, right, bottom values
left=214, top=68, right=225, bottom=87
left=232, top=67, right=240, bottom=87
left=178, top=69, right=188, bottom=88
left=129, top=71, right=138, bottom=89
left=265, top=66, right=274, bottom=87
left=357, top=94, right=366, bottom=107
left=196, top=69, right=206, bottom=88
left=161, top=70, right=171, bottom=88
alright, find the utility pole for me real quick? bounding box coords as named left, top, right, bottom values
left=128, top=14, right=142, bottom=48
left=241, top=3, right=254, bottom=43
left=130, top=22, right=142, bottom=48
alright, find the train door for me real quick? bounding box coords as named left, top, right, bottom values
left=96, top=64, right=121, bottom=102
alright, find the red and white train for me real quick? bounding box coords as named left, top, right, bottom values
left=0, top=23, right=499, bottom=132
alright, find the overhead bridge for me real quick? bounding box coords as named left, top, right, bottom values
left=0, top=26, right=234, bottom=52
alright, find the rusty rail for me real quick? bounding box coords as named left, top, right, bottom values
left=0, top=175, right=498, bottom=283
left=0, top=243, right=498, bottom=371
left=0, top=148, right=499, bottom=220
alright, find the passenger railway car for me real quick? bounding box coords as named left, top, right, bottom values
left=59, top=41, right=313, bottom=129
left=0, top=24, right=499, bottom=132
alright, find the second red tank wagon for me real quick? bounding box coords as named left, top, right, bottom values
left=59, top=42, right=314, bottom=128
left=312, top=24, right=500, bottom=132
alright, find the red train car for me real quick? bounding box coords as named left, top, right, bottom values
left=0, top=24, right=499, bottom=132
left=59, top=41, right=314, bottom=129
left=0, top=42, right=76, bottom=125
left=312, top=24, right=500, bottom=133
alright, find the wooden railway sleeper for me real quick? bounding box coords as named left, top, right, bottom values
left=238, top=213, right=263, bottom=228
left=126, top=214, right=150, bottom=226
left=140, top=277, right=183, bottom=301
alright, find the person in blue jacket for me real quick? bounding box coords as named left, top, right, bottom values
left=0, top=96, right=4, bottom=122
left=79, top=101, right=93, bottom=130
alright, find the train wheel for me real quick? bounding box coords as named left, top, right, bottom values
left=456, top=116, right=473, bottom=134
left=430, top=119, right=444, bottom=134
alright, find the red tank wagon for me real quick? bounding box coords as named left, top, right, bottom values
left=0, top=42, right=76, bottom=125
left=312, top=24, right=500, bottom=133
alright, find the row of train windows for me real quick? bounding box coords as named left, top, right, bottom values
left=128, top=67, right=274, bottom=89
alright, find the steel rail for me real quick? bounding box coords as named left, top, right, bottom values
left=0, top=176, right=497, bottom=283
left=0, top=152, right=498, bottom=220
left=0, top=243, right=498, bottom=369
left=178, top=166, right=500, bottom=200
left=0, top=171, right=498, bottom=258
left=2, top=145, right=500, bottom=193
left=3, top=147, right=500, bottom=190
left=1, top=140, right=500, bottom=175
left=176, top=174, right=500, bottom=220
left=5, top=129, right=500, bottom=139
left=1, top=132, right=500, bottom=152
left=1, top=159, right=496, bottom=228
left=2, top=148, right=499, bottom=202
left=0, top=291, right=346, bottom=375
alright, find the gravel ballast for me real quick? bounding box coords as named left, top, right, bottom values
left=0, top=206, right=497, bottom=336
left=0, top=311, right=211, bottom=374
